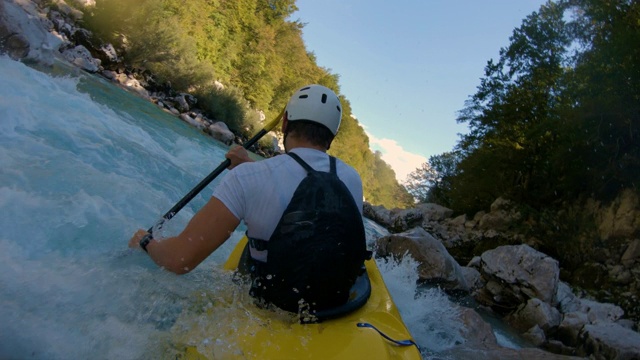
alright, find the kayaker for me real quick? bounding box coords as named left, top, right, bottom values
left=130, top=84, right=368, bottom=314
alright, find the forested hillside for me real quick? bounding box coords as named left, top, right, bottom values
left=406, top=0, right=638, bottom=215
left=82, top=0, right=413, bottom=208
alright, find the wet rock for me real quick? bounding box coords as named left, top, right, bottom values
left=375, top=227, right=469, bottom=292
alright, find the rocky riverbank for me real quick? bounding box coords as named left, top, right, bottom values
left=1, top=0, right=280, bottom=157
left=365, top=197, right=640, bottom=359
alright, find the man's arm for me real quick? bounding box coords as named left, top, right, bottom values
left=129, top=197, right=240, bottom=274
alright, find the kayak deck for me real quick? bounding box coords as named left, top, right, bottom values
left=179, top=236, right=422, bottom=359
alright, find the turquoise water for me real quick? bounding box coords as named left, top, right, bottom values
left=0, top=56, right=470, bottom=359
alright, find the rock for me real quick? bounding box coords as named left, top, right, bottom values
left=363, top=203, right=392, bottom=228
left=174, top=94, right=190, bottom=113
left=101, top=69, right=117, bottom=81
left=596, top=189, right=640, bottom=240
left=375, top=227, right=469, bottom=292
left=557, top=311, right=588, bottom=347
left=578, top=323, right=640, bottom=360
left=507, top=298, right=562, bottom=333
left=119, top=75, right=149, bottom=99
left=439, top=346, right=583, bottom=360
left=0, top=0, right=63, bottom=64
left=457, top=306, right=498, bottom=348
left=579, top=299, right=624, bottom=324
left=460, top=266, right=483, bottom=292
left=467, top=256, right=481, bottom=269
left=416, top=203, right=454, bottom=222
left=450, top=214, right=467, bottom=227
left=621, top=239, right=640, bottom=268
left=524, top=324, right=547, bottom=347
left=208, top=121, right=234, bottom=145
left=478, top=197, right=521, bottom=231
left=555, top=281, right=581, bottom=314
left=389, top=207, right=423, bottom=233
left=478, top=245, right=559, bottom=308
left=0, top=31, right=30, bottom=59
left=180, top=113, right=201, bottom=129
left=61, top=44, right=100, bottom=72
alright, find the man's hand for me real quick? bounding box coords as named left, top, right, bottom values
left=225, top=145, right=253, bottom=169
left=129, top=229, right=148, bottom=249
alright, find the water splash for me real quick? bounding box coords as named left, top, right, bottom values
left=377, top=255, right=466, bottom=355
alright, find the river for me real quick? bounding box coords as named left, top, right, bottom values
left=0, top=56, right=520, bottom=359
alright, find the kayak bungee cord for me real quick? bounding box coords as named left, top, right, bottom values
left=357, top=322, right=421, bottom=350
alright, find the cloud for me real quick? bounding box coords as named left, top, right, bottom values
left=366, top=131, right=427, bottom=183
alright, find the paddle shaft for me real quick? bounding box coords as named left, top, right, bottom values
left=147, top=110, right=283, bottom=234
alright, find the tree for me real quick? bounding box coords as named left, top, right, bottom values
left=404, top=163, right=435, bottom=203
left=454, top=2, right=571, bottom=210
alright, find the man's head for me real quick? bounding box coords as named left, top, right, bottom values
left=283, top=85, right=342, bottom=150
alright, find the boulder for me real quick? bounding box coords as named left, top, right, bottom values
left=506, top=298, right=562, bottom=333
left=579, top=299, right=624, bottom=324
left=478, top=197, right=521, bottom=231
left=389, top=207, right=423, bottom=233
left=61, top=44, right=100, bottom=72
left=477, top=245, right=559, bottom=310
left=375, top=227, right=469, bottom=292
left=208, top=121, right=234, bottom=145
left=417, top=202, right=454, bottom=222
left=457, top=306, right=498, bottom=348
left=557, top=311, right=588, bottom=347
left=173, top=94, right=190, bottom=113
left=554, top=281, right=582, bottom=314
left=595, top=189, right=640, bottom=240
left=578, top=323, right=640, bottom=360
left=0, top=0, right=63, bottom=64
left=621, top=239, right=640, bottom=268
left=363, top=203, right=391, bottom=228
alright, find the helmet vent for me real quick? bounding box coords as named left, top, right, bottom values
left=337, top=106, right=341, bottom=112
left=299, top=94, right=308, bottom=99
left=321, top=94, right=327, bottom=103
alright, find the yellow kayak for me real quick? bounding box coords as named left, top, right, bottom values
left=180, top=236, right=422, bottom=359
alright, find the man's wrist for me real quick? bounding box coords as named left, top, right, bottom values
left=139, top=234, right=153, bottom=253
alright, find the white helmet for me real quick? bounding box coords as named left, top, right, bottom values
left=285, top=84, right=342, bottom=135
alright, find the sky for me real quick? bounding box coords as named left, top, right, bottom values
left=292, top=0, right=548, bottom=182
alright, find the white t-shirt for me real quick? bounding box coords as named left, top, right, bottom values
left=212, top=147, right=363, bottom=262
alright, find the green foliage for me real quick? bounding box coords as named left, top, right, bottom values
left=419, top=0, right=640, bottom=215
left=84, top=0, right=410, bottom=209
left=405, top=152, right=460, bottom=206
left=194, top=85, right=247, bottom=133
left=84, top=0, right=215, bottom=92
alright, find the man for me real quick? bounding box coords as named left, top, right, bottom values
left=129, top=84, right=367, bottom=313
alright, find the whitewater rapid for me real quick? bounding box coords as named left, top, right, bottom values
left=0, top=56, right=469, bottom=359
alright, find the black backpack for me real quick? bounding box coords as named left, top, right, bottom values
left=247, top=152, right=368, bottom=314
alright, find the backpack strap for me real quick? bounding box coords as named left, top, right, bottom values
left=287, top=152, right=337, bottom=175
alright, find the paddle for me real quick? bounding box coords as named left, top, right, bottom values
left=145, top=109, right=284, bottom=236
